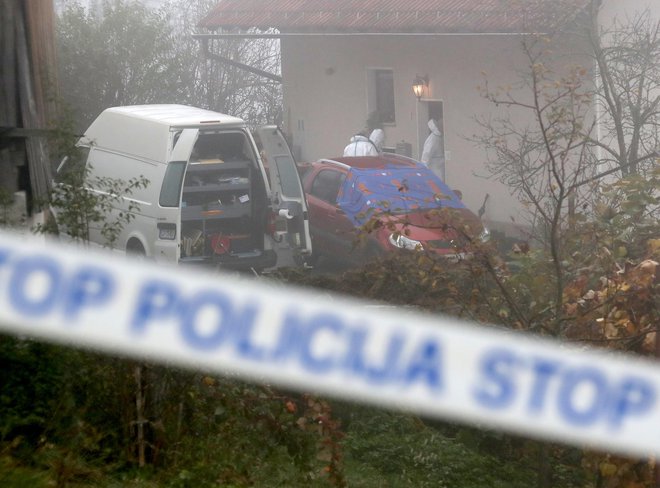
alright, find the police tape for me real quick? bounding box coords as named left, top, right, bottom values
left=0, top=230, right=658, bottom=458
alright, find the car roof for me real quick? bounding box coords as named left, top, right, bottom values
left=318, top=153, right=421, bottom=170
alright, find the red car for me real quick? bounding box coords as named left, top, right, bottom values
left=302, top=154, right=489, bottom=265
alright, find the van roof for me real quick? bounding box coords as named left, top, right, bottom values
left=82, top=105, right=247, bottom=163
left=104, top=104, right=245, bottom=127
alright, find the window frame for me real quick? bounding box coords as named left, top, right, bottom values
left=366, top=68, right=396, bottom=124
left=309, top=169, right=346, bottom=204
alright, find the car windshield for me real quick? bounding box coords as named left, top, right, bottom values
left=337, top=165, right=463, bottom=223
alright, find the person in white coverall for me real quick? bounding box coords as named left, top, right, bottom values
left=343, top=133, right=379, bottom=156
left=369, top=128, right=385, bottom=152
left=420, top=118, right=445, bottom=179
left=366, top=111, right=385, bottom=152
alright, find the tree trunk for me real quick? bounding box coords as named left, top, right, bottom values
left=537, top=444, right=551, bottom=488
left=134, top=364, right=146, bottom=468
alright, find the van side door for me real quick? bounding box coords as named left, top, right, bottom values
left=255, top=126, right=312, bottom=256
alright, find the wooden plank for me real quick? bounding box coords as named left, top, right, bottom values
left=16, top=2, right=52, bottom=204
left=0, top=1, right=18, bottom=127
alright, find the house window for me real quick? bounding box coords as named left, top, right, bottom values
left=367, top=69, right=395, bottom=124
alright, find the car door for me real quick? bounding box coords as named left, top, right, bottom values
left=306, top=168, right=354, bottom=258
left=255, top=126, right=312, bottom=257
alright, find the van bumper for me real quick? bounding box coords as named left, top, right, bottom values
left=179, top=249, right=277, bottom=271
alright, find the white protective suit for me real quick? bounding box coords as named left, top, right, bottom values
left=420, top=119, right=445, bottom=179
left=369, top=128, right=385, bottom=152
left=343, top=134, right=379, bottom=157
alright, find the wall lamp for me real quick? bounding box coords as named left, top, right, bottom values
left=412, top=74, right=429, bottom=100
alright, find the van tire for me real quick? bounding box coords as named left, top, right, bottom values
left=126, top=239, right=146, bottom=259
left=365, top=242, right=383, bottom=263
left=304, top=252, right=320, bottom=267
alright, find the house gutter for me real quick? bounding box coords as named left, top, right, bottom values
left=193, top=32, right=547, bottom=40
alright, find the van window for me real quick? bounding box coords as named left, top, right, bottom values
left=191, top=131, right=254, bottom=163
left=159, top=161, right=186, bottom=207
left=274, top=156, right=304, bottom=198
left=55, top=146, right=90, bottom=184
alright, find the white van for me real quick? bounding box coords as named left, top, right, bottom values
left=54, top=104, right=311, bottom=270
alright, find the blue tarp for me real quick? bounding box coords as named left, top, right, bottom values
left=336, top=163, right=465, bottom=225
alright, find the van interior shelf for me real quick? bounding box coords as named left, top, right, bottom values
left=181, top=158, right=255, bottom=259
left=187, top=160, right=251, bottom=172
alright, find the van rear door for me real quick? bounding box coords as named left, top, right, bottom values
left=160, top=129, right=198, bottom=261
left=255, top=126, right=312, bottom=257
left=170, top=128, right=198, bottom=163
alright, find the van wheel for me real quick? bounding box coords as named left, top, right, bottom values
left=304, top=252, right=320, bottom=267
left=293, top=252, right=317, bottom=267
left=126, top=240, right=146, bottom=259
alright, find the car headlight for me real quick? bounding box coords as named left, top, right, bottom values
left=389, top=233, right=423, bottom=251
left=479, top=227, right=491, bottom=243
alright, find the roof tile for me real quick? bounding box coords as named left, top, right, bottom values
left=199, top=0, right=590, bottom=33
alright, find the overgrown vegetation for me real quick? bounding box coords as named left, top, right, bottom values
left=0, top=0, right=657, bottom=486
left=0, top=335, right=553, bottom=487
left=34, top=152, right=148, bottom=247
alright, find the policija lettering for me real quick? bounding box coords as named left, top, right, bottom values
left=0, top=247, right=656, bottom=433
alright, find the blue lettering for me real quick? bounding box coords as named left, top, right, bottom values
left=528, top=358, right=561, bottom=413
left=299, top=313, right=343, bottom=373
left=474, top=349, right=520, bottom=409
left=343, top=327, right=368, bottom=374
left=403, top=339, right=443, bottom=391
left=270, top=310, right=305, bottom=361
left=344, top=327, right=405, bottom=384
left=608, top=376, right=655, bottom=429
left=557, top=367, right=607, bottom=426
left=368, top=333, right=406, bottom=384
left=9, top=256, right=61, bottom=316
left=180, top=290, right=236, bottom=351
left=0, top=248, right=11, bottom=267
left=231, top=303, right=264, bottom=360
left=63, top=266, right=115, bottom=319
left=131, top=280, right=180, bottom=333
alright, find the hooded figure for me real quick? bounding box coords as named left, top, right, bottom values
left=366, top=111, right=385, bottom=152
left=343, top=133, right=379, bottom=157
left=420, top=119, right=445, bottom=179
left=369, top=128, right=385, bottom=152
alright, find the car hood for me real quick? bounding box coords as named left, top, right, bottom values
left=382, top=207, right=484, bottom=241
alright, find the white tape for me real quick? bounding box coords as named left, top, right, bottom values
left=0, top=230, right=658, bottom=458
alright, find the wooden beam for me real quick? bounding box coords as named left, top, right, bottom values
left=0, top=127, right=53, bottom=138
left=201, top=43, right=282, bottom=83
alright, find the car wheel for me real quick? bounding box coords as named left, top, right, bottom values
left=365, top=242, right=383, bottom=263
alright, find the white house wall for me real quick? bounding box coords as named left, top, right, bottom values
left=599, top=0, right=660, bottom=26
left=281, top=34, right=572, bottom=235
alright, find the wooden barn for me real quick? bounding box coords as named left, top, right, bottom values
left=1, top=0, right=58, bottom=219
